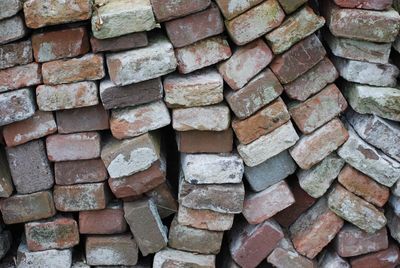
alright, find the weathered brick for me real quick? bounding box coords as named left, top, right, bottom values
left=321, top=0, right=400, bottom=43
left=229, top=219, right=283, bottom=268
left=53, top=182, right=110, bottom=212
left=0, top=88, right=35, bottom=126
left=0, top=0, right=22, bottom=20
left=177, top=206, right=234, bottom=231
left=267, top=247, right=317, bottom=268
left=153, top=248, right=215, bottom=268
left=333, top=0, right=393, bottom=10
left=218, top=39, right=273, bottom=90
left=55, top=159, right=108, bottom=185
left=290, top=196, right=344, bottom=259
left=101, top=132, right=160, bottom=178
left=90, top=32, right=148, bottom=53
left=107, top=35, right=176, bottom=86
left=298, top=152, right=345, bottom=198
left=110, top=101, right=171, bottom=139
left=0, top=40, right=32, bottom=70
left=151, top=0, right=210, bottom=22
left=36, top=81, right=99, bottom=111
left=216, top=0, right=263, bottom=20
left=0, top=190, right=56, bottom=224
left=290, top=118, right=349, bottom=169
left=6, top=139, right=53, bottom=194
left=91, top=0, right=155, bottom=39
left=328, top=184, right=387, bottom=233
left=46, top=132, right=101, bottom=162
left=0, top=62, right=41, bottom=92
left=23, top=0, right=92, bottom=29
left=0, top=15, right=26, bottom=45
left=284, top=57, right=338, bottom=101
left=277, top=0, right=308, bottom=14
left=0, top=231, right=11, bottom=261
left=225, top=68, right=284, bottom=119
left=334, top=223, right=388, bottom=257
left=350, top=244, right=400, bottom=268
left=181, top=153, right=243, bottom=184
left=124, top=198, right=168, bottom=256
left=0, top=147, right=13, bottom=198
left=318, top=249, right=350, bottom=268
left=145, top=182, right=178, bottom=219
left=266, top=6, right=325, bottom=54
left=85, top=234, right=138, bottom=266
left=3, top=110, right=56, bottom=147
left=168, top=217, right=223, bottom=254
left=100, top=78, right=163, bottom=110
left=243, top=181, right=295, bottom=224
left=32, top=27, right=89, bottom=62
left=270, top=34, right=326, bottom=84
left=387, top=208, right=400, bottom=244
left=175, top=36, right=232, bottom=74
left=225, top=0, right=285, bottom=45
left=176, top=129, right=233, bottom=153
left=237, top=121, right=299, bottom=167
left=25, top=216, right=79, bottom=251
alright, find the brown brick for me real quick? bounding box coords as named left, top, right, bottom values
left=0, top=40, right=32, bottom=70
left=177, top=206, right=234, bottom=231
left=150, top=0, right=210, bottom=22
left=176, top=129, right=233, bottom=153
left=54, top=159, right=108, bottom=185
left=0, top=62, right=41, bottom=92
left=90, top=32, right=148, bottom=53
left=350, top=244, right=400, bottom=268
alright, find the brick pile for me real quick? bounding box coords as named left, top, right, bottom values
left=0, top=0, right=399, bottom=267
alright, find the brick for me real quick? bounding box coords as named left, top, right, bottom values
left=298, top=152, right=345, bottom=198
left=389, top=195, right=400, bottom=216
left=243, top=181, right=295, bottom=224
left=324, top=30, right=391, bottom=64
left=55, top=159, right=107, bottom=185
left=0, top=62, right=41, bottom=92
left=225, top=0, right=285, bottom=45
left=270, top=34, right=326, bottom=84
left=277, top=0, right=308, bottom=14
left=32, top=27, right=89, bottom=62
left=267, top=247, right=317, bottom=268
left=172, top=104, right=230, bottom=131
left=91, top=0, right=155, bottom=39
left=109, top=160, right=165, bottom=198
left=225, top=68, right=284, bottom=119
left=179, top=176, right=245, bottom=214
left=0, top=231, right=11, bottom=260
left=17, top=241, right=72, bottom=268
left=245, top=150, right=296, bottom=192
left=229, top=219, right=283, bottom=268
left=328, top=184, right=387, bottom=233
left=387, top=208, right=400, bottom=244
left=237, top=121, right=299, bottom=167
left=0, top=0, right=22, bottom=20
left=107, top=35, right=176, bottom=86
left=337, top=124, right=400, bottom=187
left=110, top=101, right=171, bottom=139
left=168, top=217, right=223, bottom=254
left=46, top=132, right=101, bottom=162
left=100, top=78, right=162, bottom=110
left=3, top=110, right=56, bottom=147
left=151, top=0, right=210, bottom=22
left=153, top=248, right=215, bottom=268
left=289, top=84, right=347, bottom=134
left=346, top=110, right=400, bottom=162
left=0, top=191, right=56, bottom=224
left=215, top=0, right=263, bottom=20
left=164, top=68, right=223, bottom=108
left=290, top=197, right=344, bottom=259
left=145, top=182, right=178, bottom=219
left=318, top=249, right=350, bottom=268
left=54, top=182, right=110, bottom=212
left=25, top=216, right=79, bottom=251
left=321, top=0, right=400, bottom=43
left=23, top=0, right=92, bottom=29
left=218, top=39, right=273, bottom=90
left=79, top=201, right=127, bottom=234
left=0, top=40, right=32, bottom=70
left=37, top=81, right=99, bottom=111
left=333, top=0, right=393, bottom=10
left=0, top=88, right=35, bottom=126
left=176, top=129, right=233, bottom=153
left=181, top=153, right=243, bottom=184
left=85, top=234, right=138, bottom=266
left=0, top=147, right=13, bottom=198
left=101, top=132, right=160, bottom=178
left=290, top=118, right=348, bottom=169
left=350, top=244, right=400, bottom=268
left=124, top=198, right=168, bottom=256
left=284, top=57, right=338, bottom=101
left=6, top=139, right=53, bottom=194
left=0, top=15, right=26, bottom=45
left=90, top=32, right=148, bottom=53
left=334, top=223, right=388, bottom=257
left=339, top=165, right=389, bottom=207
left=274, top=178, right=317, bottom=228
left=177, top=206, right=234, bottom=231
left=266, top=6, right=325, bottom=54
left=175, top=36, right=232, bottom=74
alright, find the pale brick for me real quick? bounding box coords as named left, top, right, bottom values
left=318, top=249, right=350, bottom=268
left=267, top=247, right=317, bottom=268
left=151, top=0, right=210, bottom=22
left=0, top=40, right=32, bottom=70
left=333, top=0, right=393, bottom=10
left=0, top=15, right=26, bottom=45
left=387, top=208, right=400, bottom=244
left=0, top=0, right=22, bottom=20
left=177, top=206, right=234, bottom=231
left=0, top=88, right=35, bottom=126
left=153, top=248, right=215, bottom=268
left=0, top=62, right=41, bottom=92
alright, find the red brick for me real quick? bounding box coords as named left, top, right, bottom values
left=216, top=0, right=263, bottom=20
left=32, top=26, right=89, bottom=62
left=150, top=0, right=210, bottom=22
left=165, top=4, right=224, bottom=48
left=3, top=110, right=57, bottom=147
left=350, top=244, right=400, bottom=268
left=334, top=0, right=393, bottom=11
left=0, top=40, right=32, bottom=70
left=0, top=62, right=41, bottom=92
left=46, top=132, right=101, bottom=162
left=218, top=39, right=273, bottom=90
left=267, top=247, right=317, bottom=268
left=176, top=129, right=233, bottom=153
left=90, top=32, right=148, bottom=53
left=54, top=159, right=108, bottom=185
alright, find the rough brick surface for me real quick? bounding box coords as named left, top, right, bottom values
left=0, top=88, right=35, bottom=127
left=350, top=244, right=400, bottom=268
left=0, top=62, right=41, bottom=92
left=0, top=148, right=13, bottom=198
left=278, top=0, right=308, bottom=14
left=0, top=40, right=32, bottom=70
left=176, top=129, right=233, bottom=153
left=0, top=0, right=22, bottom=20
left=90, top=32, right=148, bottom=53
left=215, top=0, right=263, bottom=19
left=55, top=159, right=108, bottom=185
left=333, top=0, right=393, bottom=10
left=153, top=248, right=215, bottom=268
left=151, top=0, right=210, bottom=22
left=0, top=15, right=27, bottom=45
left=177, top=206, right=234, bottom=231
left=268, top=247, right=317, bottom=268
